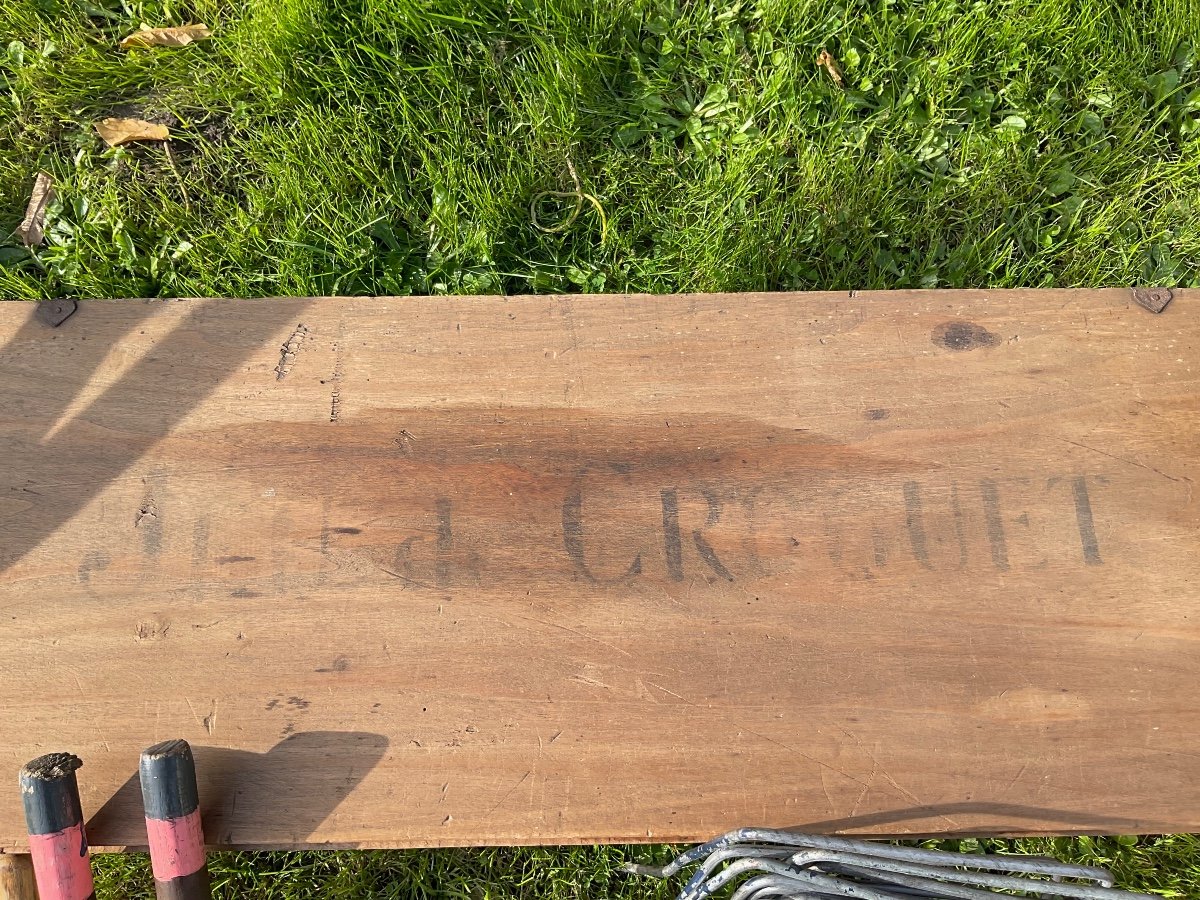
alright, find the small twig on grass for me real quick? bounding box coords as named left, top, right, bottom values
left=530, top=158, right=608, bottom=243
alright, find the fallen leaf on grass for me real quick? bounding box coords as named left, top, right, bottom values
left=120, top=24, right=212, bottom=50
left=817, top=49, right=843, bottom=87
left=17, top=172, right=54, bottom=248
left=95, top=117, right=171, bottom=146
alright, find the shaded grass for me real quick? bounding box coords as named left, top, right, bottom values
left=90, top=836, right=1200, bottom=898
left=4, top=1, right=1200, bottom=896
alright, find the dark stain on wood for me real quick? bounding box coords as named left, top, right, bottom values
left=932, top=320, right=1001, bottom=352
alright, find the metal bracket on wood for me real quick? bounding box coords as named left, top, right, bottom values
left=35, top=298, right=77, bottom=327
left=1131, top=287, right=1173, bottom=314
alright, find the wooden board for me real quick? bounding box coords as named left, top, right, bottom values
left=0, top=290, right=1197, bottom=850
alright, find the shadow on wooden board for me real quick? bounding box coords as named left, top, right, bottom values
left=799, top=802, right=1155, bottom=838
left=86, top=731, right=388, bottom=849
left=0, top=298, right=311, bottom=575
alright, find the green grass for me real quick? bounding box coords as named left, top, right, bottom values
left=88, top=837, right=1200, bottom=898
left=5, top=0, right=1200, bottom=895
left=2, top=0, right=1200, bottom=298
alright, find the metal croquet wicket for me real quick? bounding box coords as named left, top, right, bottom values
left=623, top=828, right=1152, bottom=900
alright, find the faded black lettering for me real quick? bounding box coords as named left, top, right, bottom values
left=670, top=487, right=736, bottom=580
left=902, top=481, right=932, bottom=569
left=979, top=479, right=1009, bottom=571
left=824, top=515, right=843, bottom=564
left=562, top=488, right=642, bottom=583
left=436, top=497, right=453, bottom=586
left=949, top=481, right=968, bottom=567
left=191, top=518, right=210, bottom=570
left=871, top=527, right=888, bottom=568
left=78, top=550, right=111, bottom=585
left=660, top=489, right=684, bottom=581
left=1071, top=476, right=1102, bottom=565
left=693, top=531, right=734, bottom=581
left=317, top=498, right=332, bottom=585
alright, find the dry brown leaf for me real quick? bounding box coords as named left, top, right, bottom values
left=120, top=24, right=212, bottom=50
left=95, top=117, right=171, bottom=147
left=817, top=49, right=843, bottom=87
left=17, top=172, right=54, bottom=248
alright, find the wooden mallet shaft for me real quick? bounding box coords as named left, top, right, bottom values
left=19, top=753, right=94, bottom=900
left=139, top=740, right=211, bottom=900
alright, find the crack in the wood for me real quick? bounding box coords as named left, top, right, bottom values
left=275, top=323, right=308, bottom=380
left=134, top=499, right=158, bottom=527
left=329, top=337, right=344, bottom=422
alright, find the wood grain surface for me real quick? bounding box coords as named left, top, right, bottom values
left=0, top=290, right=1196, bottom=850
left=0, top=854, right=37, bottom=900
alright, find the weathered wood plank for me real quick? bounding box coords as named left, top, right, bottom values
left=0, top=290, right=1196, bottom=849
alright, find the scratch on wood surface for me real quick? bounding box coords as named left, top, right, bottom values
left=816, top=768, right=836, bottom=814
left=645, top=681, right=691, bottom=704
left=571, top=674, right=612, bottom=691
left=135, top=620, right=170, bottom=641
left=275, top=323, right=308, bottom=380
left=487, top=771, right=531, bottom=815
left=1060, top=438, right=1193, bottom=495
left=185, top=697, right=202, bottom=730
left=203, top=699, right=218, bottom=735
left=840, top=727, right=960, bottom=828
left=1002, top=762, right=1029, bottom=796
left=634, top=678, right=657, bottom=703
left=378, top=566, right=434, bottom=590
left=510, top=613, right=632, bottom=658
left=744, top=726, right=867, bottom=788
left=396, top=429, right=418, bottom=454
left=850, top=758, right=876, bottom=817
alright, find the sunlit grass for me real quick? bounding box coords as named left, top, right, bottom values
left=2, top=0, right=1198, bottom=299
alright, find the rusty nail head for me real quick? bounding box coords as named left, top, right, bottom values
left=1131, top=287, right=1173, bottom=314
left=35, top=298, right=78, bottom=327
